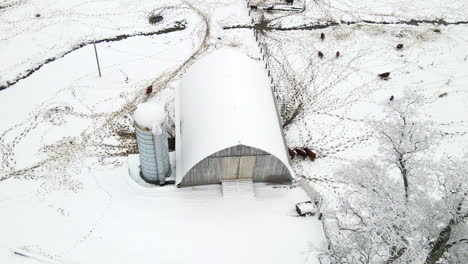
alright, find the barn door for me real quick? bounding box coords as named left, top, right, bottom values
left=238, top=156, right=256, bottom=180
left=220, top=156, right=240, bottom=180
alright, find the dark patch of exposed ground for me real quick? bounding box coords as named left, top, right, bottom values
left=0, top=2, right=212, bottom=184
left=0, top=0, right=29, bottom=13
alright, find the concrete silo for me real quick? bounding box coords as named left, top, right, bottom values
left=133, top=102, right=171, bottom=185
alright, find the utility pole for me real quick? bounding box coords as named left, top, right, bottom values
left=93, top=42, right=102, bottom=77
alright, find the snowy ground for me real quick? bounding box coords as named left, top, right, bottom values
left=1, top=0, right=467, bottom=263
left=0, top=0, right=324, bottom=263
left=0, top=162, right=325, bottom=264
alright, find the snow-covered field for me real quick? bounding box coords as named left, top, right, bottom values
left=0, top=164, right=325, bottom=263
left=1, top=0, right=467, bottom=263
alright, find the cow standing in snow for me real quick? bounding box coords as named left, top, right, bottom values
left=378, top=72, right=391, bottom=80
left=295, top=148, right=308, bottom=160
left=146, top=85, right=153, bottom=95
left=304, top=148, right=317, bottom=161
left=288, top=148, right=296, bottom=159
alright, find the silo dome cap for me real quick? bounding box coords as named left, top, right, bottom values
left=133, top=102, right=166, bottom=129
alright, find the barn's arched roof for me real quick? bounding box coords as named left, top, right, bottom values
left=175, top=48, right=294, bottom=184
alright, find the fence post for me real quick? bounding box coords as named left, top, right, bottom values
left=93, top=43, right=102, bottom=77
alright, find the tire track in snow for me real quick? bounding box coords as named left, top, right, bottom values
left=0, top=2, right=211, bottom=185
left=241, top=7, right=384, bottom=162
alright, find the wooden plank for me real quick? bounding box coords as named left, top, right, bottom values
left=253, top=154, right=290, bottom=183
left=220, top=156, right=240, bottom=180
left=238, top=156, right=256, bottom=179
left=182, top=157, right=221, bottom=186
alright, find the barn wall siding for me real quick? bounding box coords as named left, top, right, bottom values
left=180, top=157, right=221, bottom=186
left=238, top=156, right=256, bottom=179
left=179, top=145, right=292, bottom=187
left=253, top=154, right=290, bottom=183
left=210, top=144, right=268, bottom=157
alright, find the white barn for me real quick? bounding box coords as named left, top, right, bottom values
left=175, top=48, right=294, bottom=187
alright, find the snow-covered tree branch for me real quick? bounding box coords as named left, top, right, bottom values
left=376, top=91, right=437, bottom=201
left=322, top=92, right=468, bottom=264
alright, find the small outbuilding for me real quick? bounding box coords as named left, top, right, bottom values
left=175, top=48, right=294, bottom=187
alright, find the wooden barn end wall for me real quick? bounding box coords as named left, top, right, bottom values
left=178, top=145, right=292, bottom=187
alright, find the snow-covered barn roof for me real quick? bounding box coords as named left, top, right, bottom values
left=175, top=48, right=294, bottom=184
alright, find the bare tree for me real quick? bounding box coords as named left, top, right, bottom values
left=423, top=159, right=468, bottom=264
left=325, top=157, right=467, bottom=264
left=325, top=159, right=418, bottom=264
left=376, top=91, right=437, bottom=201
left=323, top=92, right=468, bottom=263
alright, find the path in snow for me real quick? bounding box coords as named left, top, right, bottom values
left=0, top=1, right=467, bottom=263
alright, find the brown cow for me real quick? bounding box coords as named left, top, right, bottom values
left=294, top=148, right=308, bottom=160
left=304, top=148, right=317, bottom=161
left=288, top=148, right=296, bottom=159
left=336, top=51, right=340, bottom=58
left=378, top=72, right=390, bottom=80
left=320, top=32, right=325, bottom=40
left=318, top=51, right=324, bottom=59
left=146, top=85, right=153, bottom=95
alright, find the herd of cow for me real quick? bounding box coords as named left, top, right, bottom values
left=317, top=32, right=401, bottom=101
left=288, top=147, right=317, bottom=161
left=317, top=33, right=341, bottom=59
left=287, top=32, right=406, bottom=162
left=144, top=26, right=403, bottom=162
